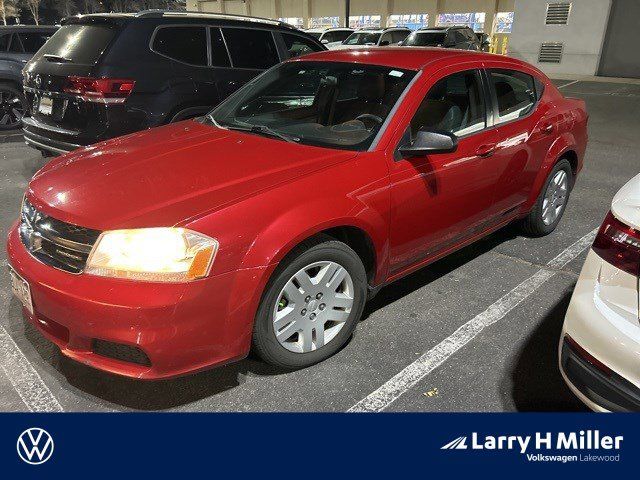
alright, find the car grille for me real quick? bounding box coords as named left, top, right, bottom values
left=19, top=198, right=101, bottom=273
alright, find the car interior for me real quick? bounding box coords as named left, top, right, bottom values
left=217, top=64, right=416, bottom=149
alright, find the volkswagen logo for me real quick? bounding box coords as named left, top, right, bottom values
left=17, top=428, right=54, bottom=465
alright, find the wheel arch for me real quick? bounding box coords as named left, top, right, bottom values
left=525, top=132, right=580, bottom=209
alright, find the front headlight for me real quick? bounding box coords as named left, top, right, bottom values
left=85, top=228, right=218, bottom=282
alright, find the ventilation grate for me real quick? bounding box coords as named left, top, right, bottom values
left=538, top=42, right=564, bottom=63
left=545, top=2, right=571, bottom=25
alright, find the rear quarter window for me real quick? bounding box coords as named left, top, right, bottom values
left=32, top=24, right=116, bottom=65
left=152, top=26, right=208, bottom=66
left=222, top=28, right=279, bottom=69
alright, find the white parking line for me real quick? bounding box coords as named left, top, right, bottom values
left=557, top=80, right=580, bottom=89
left=348, top=229, right=598, bottom=413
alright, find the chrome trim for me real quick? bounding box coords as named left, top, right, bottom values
left=24, top=137, right=73, bottom=154
left=22, top=116, right=80, bottom=136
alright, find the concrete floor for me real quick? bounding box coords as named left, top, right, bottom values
left=0, top=79, right=638, bottom=412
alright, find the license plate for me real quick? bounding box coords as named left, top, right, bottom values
left=38, top=96, right=53, bottom=115
left=9, top=266, right=33, bottom=315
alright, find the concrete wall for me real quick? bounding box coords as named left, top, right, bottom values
left=508, top=0, right=611, bottom=76
left=188, top=0, right=515, bottom=31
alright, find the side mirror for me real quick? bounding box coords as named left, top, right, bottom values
left=399, top=129, right=458, bottom=157
left=379, top=40, right=390, bottom=46
left=398, top=40, right=404, bottom=46
left=321, top=39, right=329, bottom=44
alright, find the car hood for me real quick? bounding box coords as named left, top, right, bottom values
left=611, top=173, right=640, bottom=231
left=27, top=121, right=358, bottom=230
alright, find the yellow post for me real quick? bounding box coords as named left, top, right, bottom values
left=501, top=35, right=508, bottom=55
left=490, top=36, right=498, bottom=54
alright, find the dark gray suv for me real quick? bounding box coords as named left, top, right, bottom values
left=0, top=25, right=57, bottom=129
left=400, top=26, right=481, bottom=51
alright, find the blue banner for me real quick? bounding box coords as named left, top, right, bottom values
left=1, top=413, right=635, bottom=476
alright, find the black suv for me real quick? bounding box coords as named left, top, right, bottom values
left=400, top=25, right=481, bottom=50
left=0, top=25, right=57, bottom=129
left=22, top=11, right=325, bottom=155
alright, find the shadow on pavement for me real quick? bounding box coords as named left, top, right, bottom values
left=503, top=289, right=587, bottom=412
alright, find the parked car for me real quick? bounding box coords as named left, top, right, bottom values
left=8, top=48, right=587, bottom=378
left=476, top=32, right=491, bottom=51
left=332, top=27, right=410, bottom=49
left=21, top=11, right=325, bottom=155
left=305, top=27, right=354, bottom=48
left=560, top=174, right=640, bottom=412
left=0, top=25, right=57, bottom=130
left=400, top=26, right=481, bottom=50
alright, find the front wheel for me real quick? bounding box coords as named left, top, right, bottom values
left=252, top=237, right=367, bottom=369
left=520, top=159, right=573, bottom=236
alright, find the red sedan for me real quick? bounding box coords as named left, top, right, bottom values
left=7, top=48, right=587, bottom=378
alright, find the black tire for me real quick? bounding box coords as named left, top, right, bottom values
left=520, top=159, right=573, bottom=236
left=252, top=235, right=367, bottom=369
left=0, top=83, right=26, bottom=131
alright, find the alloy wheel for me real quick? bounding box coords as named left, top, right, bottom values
left=0, top=89, right=25, bottom=128
left=273, top=260, right=354, bottom=353
left=542, top=169, right=568, bottom=225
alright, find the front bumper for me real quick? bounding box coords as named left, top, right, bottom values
left=6, top=225, right=266, bottom=379
left=559, top=249, right=640, bottom=412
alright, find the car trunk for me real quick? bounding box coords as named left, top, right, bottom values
left=23, top=19, right=123, bottom=139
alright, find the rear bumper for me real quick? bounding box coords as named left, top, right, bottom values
left=23, top=126, right=81, bottom=154
left=6, top=225, right=267, bottom=379
left=559, top=249, right=640, bottom=411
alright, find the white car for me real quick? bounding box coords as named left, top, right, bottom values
left=305, top=27, right=353, bottom=47
left=560, top=173, right=640, bottom=411
left=331, top=27, right=411, bottom=50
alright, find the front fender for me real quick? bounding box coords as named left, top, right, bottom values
left=239, top=196, right=388, bottom=282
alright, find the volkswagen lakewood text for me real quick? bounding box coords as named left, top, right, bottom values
left=7, top=48, right=587, bottom=378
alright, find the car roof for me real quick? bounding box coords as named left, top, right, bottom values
left=0, top=25, right=58, bottom=31
left=63, top=10, right=300, bottom=31
left=295, top=47, right=536, bottom=72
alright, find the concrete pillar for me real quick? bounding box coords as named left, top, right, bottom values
left=302, top=0, right=312, bottom=28
left=484, top=0, right=500, bottom=34
left=379, top=0, right=391, bottom=28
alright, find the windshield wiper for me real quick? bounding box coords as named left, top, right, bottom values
left=43, top=54, right=72, bottom=63
left=224, top=123, right=299, bottom=144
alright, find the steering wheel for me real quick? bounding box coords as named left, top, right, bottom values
left=355, top=114, right=383, bottom=129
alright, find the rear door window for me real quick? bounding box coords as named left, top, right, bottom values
left=18, top=32, right=52, bottom=54
left=222, top=28, right=279, bottom=69
left=8, top=34, right=22, bottom=53
left=153, top=26, right=207, bottom=66
left=489, top=69, right=537, bottom=124
left=0, top=33, right=10, bottom=51
left=209, top=27, right=231, bottom=67
left=33, top=24, right=116, bottom=65
left=281, top=32, right=322, bottom=58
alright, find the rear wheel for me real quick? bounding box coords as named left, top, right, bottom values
left=520, top=159, right=572, bottom=236
left=252, top=237, right=367, bottom=369
left=0, top=83, right=26, bottom=130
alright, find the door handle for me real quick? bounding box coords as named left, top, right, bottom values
left=541, top=122, right=554, bottom=134
left=476, top=143, right=496, bottom=157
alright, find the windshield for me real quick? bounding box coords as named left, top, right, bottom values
left=344, top=32, right=381, bottom=45
left=403, top=32, right=446, bottom=46
left=207, top=61, right=417, bottom=151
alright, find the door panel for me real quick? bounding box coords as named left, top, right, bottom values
left=484, top=68, right=556, bottom=216
left=388, top=67, right=497, bottom=275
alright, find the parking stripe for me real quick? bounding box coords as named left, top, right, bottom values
left=0, top=329, right=63, bottom=412
left=557, top=80, right=580, bottom=89
left=348, top=228, right=598, bottom=413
